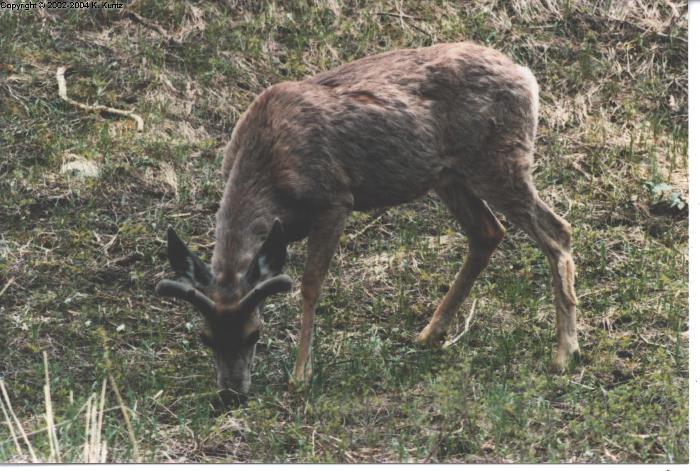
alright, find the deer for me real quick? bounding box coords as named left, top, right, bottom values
left=156, top=42, right=580, bottom=400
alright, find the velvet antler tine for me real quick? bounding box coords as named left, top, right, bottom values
left=156, top=279, right=216, bottom=319
left=236, top=275, right=293, bottom=314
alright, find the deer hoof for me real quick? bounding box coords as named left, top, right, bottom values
left=288, top=374, right=310, bottom=392
left=551, top=346, right=582, bottom=372
left=416, top=324, right=446, bottom=346
left=289, top=363, right=312, bottom=391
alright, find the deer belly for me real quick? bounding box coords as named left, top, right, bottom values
left=350, top=172, right=435, bottom=210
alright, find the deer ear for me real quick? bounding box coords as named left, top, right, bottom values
left=166, top=227, right=213, bottom=288
left=245, top=219, right=287, bottom=284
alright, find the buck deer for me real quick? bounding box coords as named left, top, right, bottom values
left=156, top=42, right=580, bottom=399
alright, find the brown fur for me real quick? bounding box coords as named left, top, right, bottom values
left=205, top=42, right=580, bottom=391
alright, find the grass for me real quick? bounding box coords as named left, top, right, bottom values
left=0, top=0, right=688, bottom=463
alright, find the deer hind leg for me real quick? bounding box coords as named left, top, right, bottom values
left=417, top=183, right=505, bottom=344
left=291, top=204, right=350, bottom=387
left=518, top=197, right=579, bottom=369
left=479, top=172, right=580, bottom=370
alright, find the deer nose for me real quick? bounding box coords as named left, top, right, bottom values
left=217, top=371, right=250, bottom=394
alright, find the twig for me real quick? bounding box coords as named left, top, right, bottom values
left=56, top=66, right=144, bottom=132
left=376, top=12, right=426, bottom=21
left=0, top=277, right=15, bottom=299
left=5, top=84, right=31, bottom=115
left=639, top=334, right=663, bottom=348
left=124, top=10, right=169, bottom=37
left=108, top=373, right=141, bottom=462
left=613, top=16, right=687, bottom=44
left=423, top=429, right=443, bottom=463
left=442, top=300, right=478, bottom=349
left=82, top=394, right=91, bottom=463
left=577, top=286, right=614, bottom=299
left=84, top=390, right=108, bottom=463
left=43, top=352, right=61, bottom=462
left=580, top=11, right=687, bottom=44
left=347, top=211, right=386, bottom=241
left=0, top=379, right=38, bottom=462
left=96, top=378, right=107, bottom=463
left=0, top=386, right=22, bottom=458
left=99, top=328, right=140, bottom=462
left=376, top=11, right=432, bottom=37
left=0, top=395, right=94, bottom=447
left=568, top=379, right=595, bottom=390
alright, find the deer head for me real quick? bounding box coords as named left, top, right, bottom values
left=156, top=222, right=292, bottom=400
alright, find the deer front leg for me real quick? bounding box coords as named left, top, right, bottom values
left=290, top=205, right=350, bottom=387
left=417, top=184, right=504, bottom=344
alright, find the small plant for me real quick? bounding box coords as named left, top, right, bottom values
left=643, top=181, right=687, bottom=216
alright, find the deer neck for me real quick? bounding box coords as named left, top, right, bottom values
left=211, top=177, right=280, bottom=291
